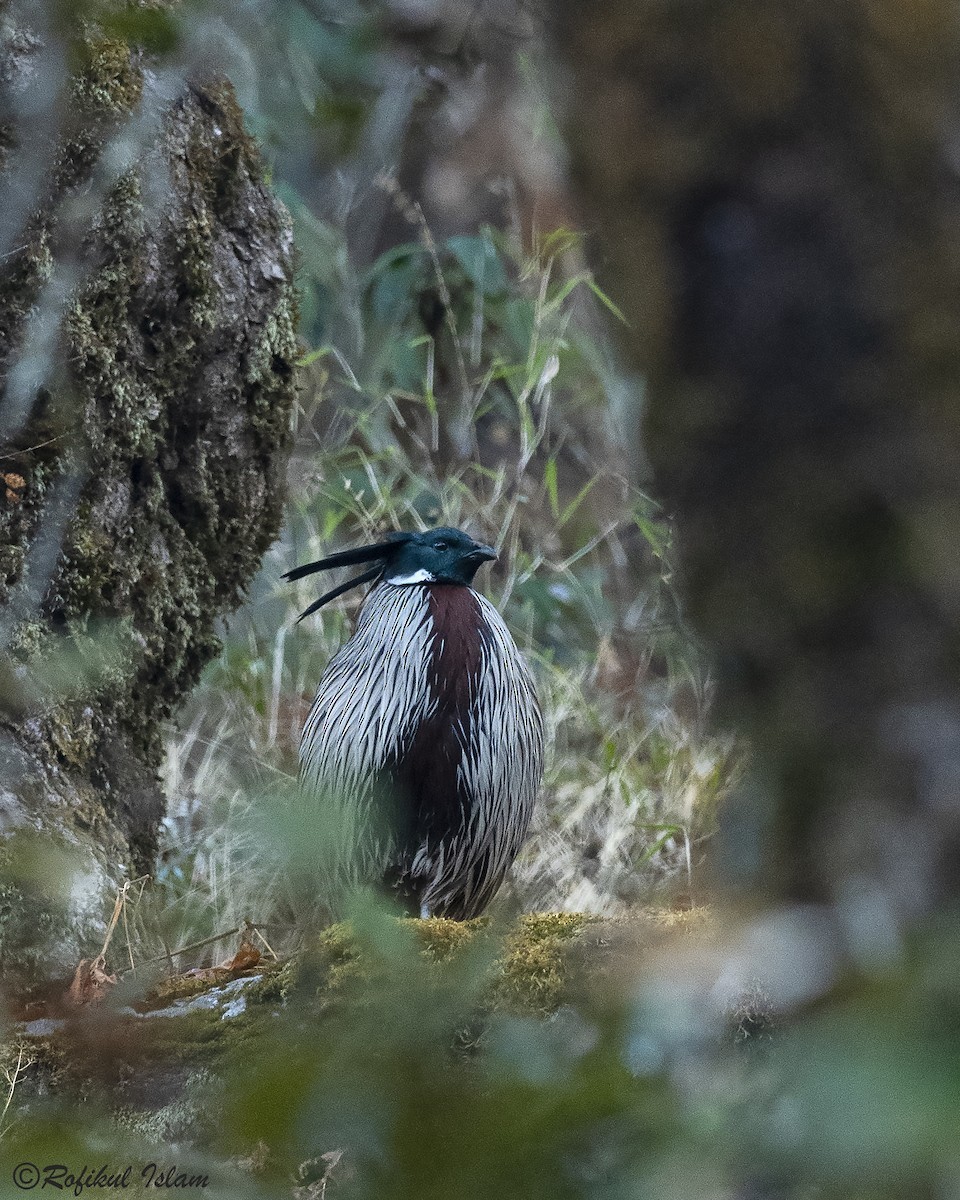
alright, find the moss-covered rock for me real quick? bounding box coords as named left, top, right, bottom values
left=0, top=15, right=297, bottom=986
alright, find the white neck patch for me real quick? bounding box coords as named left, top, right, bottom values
left=385, top=568, right=436, bottom=585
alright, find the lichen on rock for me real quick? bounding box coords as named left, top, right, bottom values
left=0, top=14, right=298, bottom=988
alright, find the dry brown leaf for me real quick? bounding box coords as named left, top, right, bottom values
left=218, top=938, right=261, bottom=973
left=3, top=473, right=25, bottom=503
left=65, top=955, right=117, bottom=1006
left=181, top=938, right=261, bottom=985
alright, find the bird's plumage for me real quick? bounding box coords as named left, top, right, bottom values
left=290, top=528, right=543, bottom=919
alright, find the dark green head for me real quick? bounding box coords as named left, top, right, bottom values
left=284, top=526, right=497, bottom=621
left=383, top=527, right=497, bottom=586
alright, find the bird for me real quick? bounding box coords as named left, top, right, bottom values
left=285, top=526, right=543, bottom=920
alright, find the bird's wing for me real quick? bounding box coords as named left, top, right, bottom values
left=299, top=583, right=437, bottom=804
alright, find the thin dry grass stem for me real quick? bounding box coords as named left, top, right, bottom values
left=532, top=352, right=558, bottom=437
left=470, top=264, right=485, bottom=368
left=556, top=523, right=621, bottom=572
left=248, top=921, right=280, bottom=961
left=527, top=257, right=552, bottom=374
left=425, top=338, right=438, bottom=451
left=0, top=1044, right=34, bottom=1140
left=119, top=919, right=283, bottom=978
left=268, top=624, right=287, bottom=749
left=98, top=875, right=150, bottom=972
left=412, top=200, right=470, bottom=408
left=0, top=433, right=68, bottom=461
left=516, top=354, right=558, bottom=479
left=683, top=827, right=693, bottom=897
left=0, top=242, right=31, bottom=260
left=121, top=891, right=135, bottom=975
left=495, top=525, right=523, bottom=611
left=160, top=934, right=176, bottom=976
left=470, top=362, right=496, bottom=417
left=330, top=347, right=362, bottom=393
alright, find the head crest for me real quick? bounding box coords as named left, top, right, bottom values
left=283, top=532, right=412, bottom=621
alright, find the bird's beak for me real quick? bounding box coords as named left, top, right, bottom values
left=466, top=543, right=498, bottom=564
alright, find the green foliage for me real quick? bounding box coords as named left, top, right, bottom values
left=144, top=205, right=733, bottom=960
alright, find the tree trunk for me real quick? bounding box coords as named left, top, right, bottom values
left=556, top=0, right=960, bottom=926
left=0, top=14, right=297, bottom=986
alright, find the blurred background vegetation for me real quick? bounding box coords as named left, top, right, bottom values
left=153, top=0, right=733, bottom=949
left=4, top=1, right=960, bottom=1198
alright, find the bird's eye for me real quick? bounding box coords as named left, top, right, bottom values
left=432, top=540, right=448, bottom=551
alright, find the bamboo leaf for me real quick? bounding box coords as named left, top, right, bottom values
left=587, top=278, right=629, bottom=325
left=296, top=346, right=333, bottom=367
left=545, top=456, right=559, bottom=519
left=560, top=475, right=599, bottom=526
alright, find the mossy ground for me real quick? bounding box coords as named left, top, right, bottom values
left=0, top=916, right=569, bottom=1112
left=3, top=906, right=717, bottom=1164
left=298, top=913, right=592, bottom=1015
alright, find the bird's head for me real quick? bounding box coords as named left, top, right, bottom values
left=383, top=527, right=497, bottom=586
left=285, top=526, right=497, bottom=621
